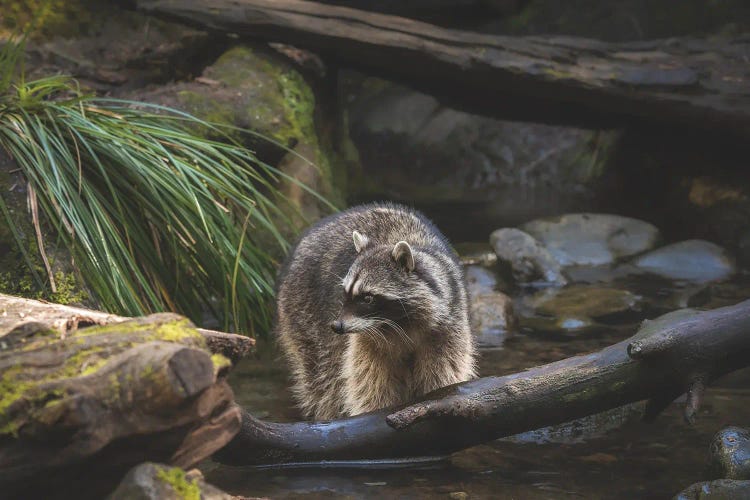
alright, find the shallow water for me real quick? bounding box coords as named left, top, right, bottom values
left=206, top=266, right=750, bottom=499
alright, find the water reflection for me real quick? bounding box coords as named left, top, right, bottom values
left=208, top=266, right=750, bottom=498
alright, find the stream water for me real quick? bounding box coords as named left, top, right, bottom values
left=205, top=247, right=750, bottom=499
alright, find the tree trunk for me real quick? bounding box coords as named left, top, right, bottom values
left=0, top=297, right=250, bottom=499
left=135, top=0, right=750, bottom=140
left=215, top=299, right=750, bottom=466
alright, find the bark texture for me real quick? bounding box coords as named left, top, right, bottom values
left=215, top=300, right=750, bottom=465
left=136, top=0, right=750, bottom=139
left=0, top=298, right=247, bottom=498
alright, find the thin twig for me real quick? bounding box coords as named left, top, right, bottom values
left=28, top=185, right=57, bottom=293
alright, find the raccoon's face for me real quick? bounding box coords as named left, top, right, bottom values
left=331, top=231, right=432, bottom=338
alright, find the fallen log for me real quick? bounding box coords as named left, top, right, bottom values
left=0, top=294, right=254, bottom=364
left=215, top=299, right=750, bottom=465
left=0, top=309, right=243, bottom=499
left=136, top=0, right=750, bottom=140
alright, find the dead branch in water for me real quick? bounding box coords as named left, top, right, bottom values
left=215, top=299, right=750, bottom=465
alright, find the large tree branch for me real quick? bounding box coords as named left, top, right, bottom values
left=215, top=299, right=750, bottom=465
left=136, top=0, right=750, bottom=139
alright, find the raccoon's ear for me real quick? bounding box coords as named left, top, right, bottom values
left=352, top=230, right=370, bottom=253
left=392, top=241, right=415, bottom=273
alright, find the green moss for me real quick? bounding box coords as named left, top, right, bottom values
left=155, top=466, right=201, bottom=500
left=0, top=166, right=88, bottom=306
left=210, top=353, right=232, bottom=372
left=0, top=317, right=209, bottom=437
left=153, top=319, right=200, bottom=342
left=0, top=0, right=96, bottom=39
left=188, top=45, right=342, bottom=205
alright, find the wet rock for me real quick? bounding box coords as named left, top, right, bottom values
left=530, top=285, right=641, bottom=324
left=109, top=463, right=233, bottom=500
left=343, top=76, right=620, bottom=239
left=455, top=242, right=498, bottom=267
left=709, top=427, right=750, bottom=480
left=449, top=492, right=469, bottom=500
left=490, top=228, right=567, bottom=285
left=674, top=479, right=750, bottom=500
left=465, top=265, right=499, bottom=297
left=521, top=213, right=660, bottom=267
left=632, top=240, right=735, bottom=283
left=470, top=291, right=517, bottom=348
left=520, top=314, right=596, bottom=335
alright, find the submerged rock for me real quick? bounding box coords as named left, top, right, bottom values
left=674, top=479, right=750, bottom=500
left=632, top=240, right=735, bottom=283
left=521, top=213, right=660, bottom=267
left=709, top=427, right=750, bottom=480
left=470, top=291, right=517, bottom=348
left=490, top=228, right=567, bottom=285
left=109, top=463, right=233, bottom=500
left=455, top=242, right=498, bottom=267
left=465, top=265, right=500, bottom=297
left=530, top=285, right=641, bottom=323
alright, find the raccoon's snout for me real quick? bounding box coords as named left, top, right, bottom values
left=330, top=320, right=346, bottom=334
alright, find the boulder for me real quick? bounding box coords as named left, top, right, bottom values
left=632, top=240, right=735, bottom=283
left=709, top=427, right=750, bottom=480
left=521, top=213, right=660, bottom=267
left=132, top=44, right=345, bottom=227
left=490, top=228, right=566, bottom=285
left=343, top=77, right=620, bottom=238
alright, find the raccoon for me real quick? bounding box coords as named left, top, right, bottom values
left=275, top=202, right=476, bottom=420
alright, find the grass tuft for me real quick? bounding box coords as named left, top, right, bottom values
left=0, top=35, right=324, bottom=334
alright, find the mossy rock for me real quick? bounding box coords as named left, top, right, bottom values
left=0, top=152, right=89, bottom=306
left=0, top=0, right=95, bottom=38
left=135, top=44, right=346, bottom=231
left=109, top=462, right=233, bottom=500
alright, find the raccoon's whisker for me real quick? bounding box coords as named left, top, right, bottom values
left=372, top=317, right=413, bottom=348
left=365, top=324, right=388, bottom=348
left=396, top=298, right=412, bottom=326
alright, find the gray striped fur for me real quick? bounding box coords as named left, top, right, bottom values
left=275, top=202, right=476, bottom=420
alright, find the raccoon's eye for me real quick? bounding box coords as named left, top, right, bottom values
left=362, top=294, right=374, bottom=304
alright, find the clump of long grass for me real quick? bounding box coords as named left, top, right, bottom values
left=0, top=36, right=317, bottom=334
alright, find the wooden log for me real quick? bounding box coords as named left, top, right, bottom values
left=0, top=294, right=254, bottom=364
left=135, top=0, right=750, bottom=140
left=0, top=311, right=242, bottom=498
left=215, top=300, right=750, bottom=466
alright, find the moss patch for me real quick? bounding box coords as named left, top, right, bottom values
left=0, top=316, right=207, bottom=437
left=0, top=0, right=95, bottom=38
left=170, top=45, right=342, bottom=206
left=155, top=466, right=201, bottom=500
left=0, top=160, right=88, bottom=306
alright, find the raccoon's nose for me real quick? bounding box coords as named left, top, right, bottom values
left=330, top=320, right=345, bottom=334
